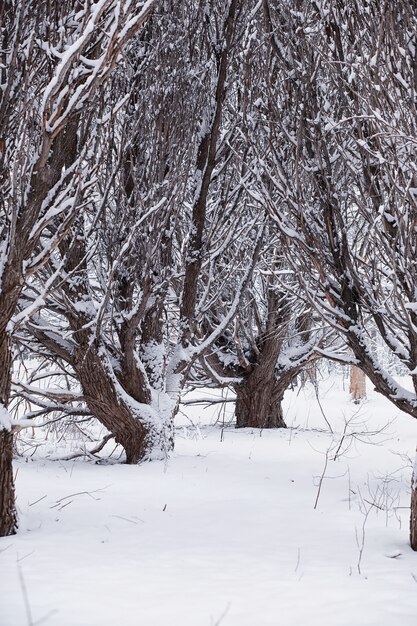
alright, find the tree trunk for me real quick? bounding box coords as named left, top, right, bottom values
left=235, top=376, right=287, bottom=428
left=0, top=431, right=17, bottom=536
left=350, top=365, right=366, bottom=403
left=58, top=230, right=166, bottom=463
left=73, top=347, right=153, bottom=464
left=0, top=333, right=17, bottom=536
left=411, top=452, right=417, bottom=551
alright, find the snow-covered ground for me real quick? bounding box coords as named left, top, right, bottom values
left=1, top=375, right=417, bottom=626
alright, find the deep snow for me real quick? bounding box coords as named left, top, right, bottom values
left=1, top=375, right=417, bottom=625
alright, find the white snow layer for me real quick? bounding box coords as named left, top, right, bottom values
left=1, top=377, right=417, bottom=625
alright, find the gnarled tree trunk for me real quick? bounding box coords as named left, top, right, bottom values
left=235, top=375, right=286, bottom=429
left=74, top=350, right=151, bottom=464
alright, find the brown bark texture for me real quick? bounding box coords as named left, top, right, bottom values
left=60, top=230, right=161, bottom=463
left=0, top=430, right=17, bottom=536
left=0, top=333, right=17, bottom=536
left=350, top=365, right=366, bottom=403
left=73, top=348, right=151, bottom=464
left=235, top=376, right=287, bottom=429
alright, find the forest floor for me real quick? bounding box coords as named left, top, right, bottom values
left=1, top=374, right=417, bottom=625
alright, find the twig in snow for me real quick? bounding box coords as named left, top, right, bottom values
left=314, top=384, right=333, bottom=433
left=355, top=487, right=372, bottom=575
left=294, top=547, right=301, bottom=573
left=17, top=551, right=34, bottom=563
left=57, top=500, right=73, bottom=511
left=50, top=485, right=110, bottom=507
left=111, top=514, right=144, bottom=524
left=211, top=603, right=231, bottom=626
left=314, top=447, right=330, bottom=509
left=29, top=495, right=47, bottom=507
left=49, top=434, right=114, bottom=462
left=17, top=563, right=33, bottom=626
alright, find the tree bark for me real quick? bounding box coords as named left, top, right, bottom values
left=73, top=344, right=152, bottom=464
left=350, top=365, right=366, bottom=403
left=235, top=376, right=287, bottom=429
left=0, top=333, right=17, bottom=536
left=411, top=453, right=417, bottom=551
left=0, top=430, right=17, bottom=536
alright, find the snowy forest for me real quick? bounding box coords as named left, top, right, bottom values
left=1, top=1, right=417, bottom=624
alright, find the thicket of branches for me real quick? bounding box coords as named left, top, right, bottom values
left=1, top=0, right=417, bottom=547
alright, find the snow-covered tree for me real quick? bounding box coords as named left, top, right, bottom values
left=190, top=0, right=326, bottom=430
left=17, top=0, right=263, bottom=463
left=254, top=0, right=417, bottom=547
left=0, top=0, right=157, bottom=537
left=196, top=221, right=321, bottom=429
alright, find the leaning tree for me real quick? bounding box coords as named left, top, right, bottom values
left=16, top=0, right=263, bottom=463
left=0, top=0, right=157, bottom=537
left=254, top=0, right=417, bottom=547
